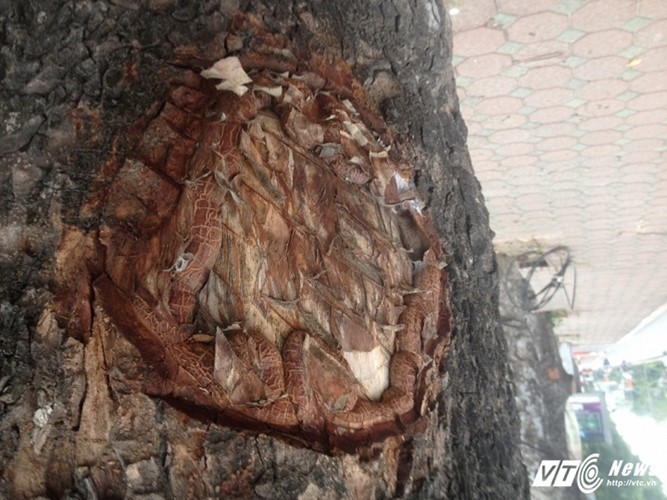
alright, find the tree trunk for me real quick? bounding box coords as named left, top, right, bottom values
left=0, top=1, right=529, bottom=498
left=499, top=255, right=583, bottom=500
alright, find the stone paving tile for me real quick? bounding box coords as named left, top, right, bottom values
left=570, top=0, right=637, bottom=31
left=639, top=1, right=667, bottom=18
left=450, top=0, right=667, bottom=346
left=507, top=12, right=569, bottom=42
left=577, top=79, right=629, bottom=100
left=519, top=65, right=572, bottom=88
left=525, top=88, right=574, bottom=107
left=574, top=56, right=629, bottom=80
left=628, top=91, right=667, bottom=110
left=450, top=0, right=497, bottom=31
left=485, top=113, right=529, bottom=130
left=636, top=18, right=667, bottom=47
left=530, top=106, right=575, bottom=123
left=578, top=98, right=625, bottom=117
left=573, top=29, right=634, bottom=57
left=639, top=46, right=667, bottom=72
left=631, top=72, right=667, bottom=92
left=467, top=75, right=519, bottom=97
left=455, top=27, right=507, bottom=56
left=497, top=0, right=561, bottom=16
left=456, top=53, right=514, bottom=78
left=579, top=115, right=624, bottom=131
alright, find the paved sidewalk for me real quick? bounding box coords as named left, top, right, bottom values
left=451, top=0, right=667, bottom=346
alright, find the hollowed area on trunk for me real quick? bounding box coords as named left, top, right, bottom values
left=90, top=52, right=451, bottom=450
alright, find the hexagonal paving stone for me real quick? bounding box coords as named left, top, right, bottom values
left=475, top=95, right=524, bottom=115
left=620, top=163, right=663, bottom=176
left=525, top=88, right=574, bottom=107
left=637, top=46, right=667, bottom=72
left=466, top=129, right=489, bottom=146
left=530, top=106, right=574, bottom=123
left=507, top=11, right=569, bottom=43
left=496, top=142, right=536, bottom=156
left=628, top=91, right=667, bottom=111
left=496, top=0, right=560, bottom=15
left=454, top=27, right=507, bottom=57
left=456, top=53, right=513, bottom=78
left=579, top=116, right=625, bottom=131
left=630, top=72, right=667, bottom=93
left=635, top=19, right=667, bottom=48
left=450, top=0, right=498, bottom=32
left=484, top=113, right=529, bottom=130
left=580, top=144, right=622, bottom=157
left=466, top=75, right=519, bottom=97
left=538, top=136, right=578, bottom=151
left=624, top=124, right=667, bottom=140
left=514, top=40, right=570, bottom=64
left=500, top=154, right=538, bottom=167
left=576, top=79, right=629, bottom=100
left=639, top=0, right=667, bottom=19
left=622, top=138, right=665, bottom=152
left=470, top=147, right=495, bottom=162
left=571, top=0, right=637, bottom=31
left=541, top=149, right=579, bottom=162
left=573, top=29, right=634, bottom=58
left=625, top=109, right=667, bottom=126
left=490, top=128, right=534, bottom=144
left=580, top=130, right=624, bottom=145
left=532, top=122, right=580, bottom=138
left=518, top=64, right=572, bottom=89
left=629, top=150, right=660, bottom=162
left=574, top=56, right=629, bottom=80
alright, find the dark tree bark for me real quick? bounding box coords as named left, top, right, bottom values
left=0, top=1, right=529, bottom=498
left=499, top=255, right=583, bottom=500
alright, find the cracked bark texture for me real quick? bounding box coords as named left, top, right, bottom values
left=0, top=1, right=529, bottom=498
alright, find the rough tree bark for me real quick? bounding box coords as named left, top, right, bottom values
left=0, top=1, right=529, bottom=498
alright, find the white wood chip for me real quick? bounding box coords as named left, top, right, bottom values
left=201, top=56, right=253, bottom=96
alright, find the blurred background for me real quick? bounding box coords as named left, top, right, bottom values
left=448, top=0, right=667, bottom=496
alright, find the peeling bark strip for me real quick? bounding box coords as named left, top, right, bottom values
left=82, top=15, right=451, bottom=451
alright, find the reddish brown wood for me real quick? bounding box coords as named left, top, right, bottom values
left=88, top=21, right=451, bottom=451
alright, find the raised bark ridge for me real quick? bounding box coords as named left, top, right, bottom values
left=69, top=18, right=451, bottom=452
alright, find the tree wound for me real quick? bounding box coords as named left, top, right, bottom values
left=85, top=29, right=451, bottom=452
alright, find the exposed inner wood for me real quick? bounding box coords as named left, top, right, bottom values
left=82, top=35, right=451, bottom=449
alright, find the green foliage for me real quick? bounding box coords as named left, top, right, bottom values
left=631, top=362, right=667, bottom=421
left=545, top=309, right=567, bottom=328
left=582, top=423, right=666, bottom=500
left=609, top=368, right=623, bottom=384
